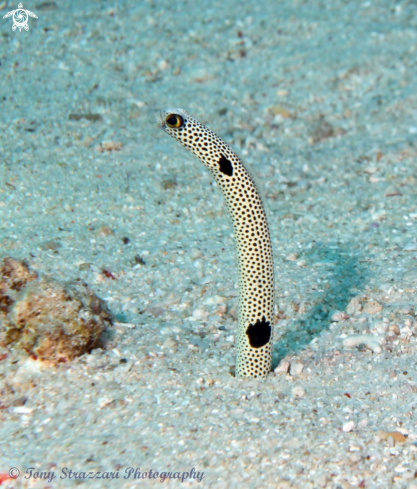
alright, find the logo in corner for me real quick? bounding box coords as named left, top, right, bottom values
left=3, top=3, right=38, bottom=32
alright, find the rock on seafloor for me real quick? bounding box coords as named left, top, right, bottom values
left=0, top=257, right=112, bottom=362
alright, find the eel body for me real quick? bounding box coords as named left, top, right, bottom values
left=160, top=108, right=274, bottom=378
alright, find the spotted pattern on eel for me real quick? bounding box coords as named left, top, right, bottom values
left=160, top=108, right=274, bottom=378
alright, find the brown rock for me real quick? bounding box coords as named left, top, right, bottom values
left=363, top=300, right=383, bottom=314
left=377, top=430, right=407, bottom=444
left=0, top=257, right=112, bottom=362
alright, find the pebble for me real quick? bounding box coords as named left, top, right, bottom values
left=268, top=105, right=292, bottom=118
left=97, top=397, right=113, bottom=408
left=192, top=308, right=208, bottom=320
left=286, top=252, right=299, bottom=261
left=330, top=310, right=349, bottom=322
left=290, top=362, right=304, bottom=376
left=390, top=324, right=400, bottom=335
left=274, top=360, right=290, bottom=375
left=346, top=298, right=362, bottom=315
left=343, top=334, right=382, bottom=353
left=163, top=338, right=177, bottom=350
left=377, top=430, right=407, bottom=444
left=343, top=421, right=355, bottom=432
left=363, top=300, right=383, bottom=314
left=372, top=322, right=389, bottom=334
left=97, top=225, right=114, bottom=237
left=158, top=59, right=169, bottom=70
left=99, top=140, right=123, bottom=152
left=364, top=165, right=379, bottom=174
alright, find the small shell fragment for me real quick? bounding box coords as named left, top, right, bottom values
left=12, top=406, right=33, bottom=414
left=330, top=311, right=349, bottom=322
left=343, top=334, right=382, bottom=353
left=286, top=252, right=299, bottom=261
left=343, top=421, right=355, bottom=432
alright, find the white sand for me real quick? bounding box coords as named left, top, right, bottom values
left=1, top=0, right=417, bottom=487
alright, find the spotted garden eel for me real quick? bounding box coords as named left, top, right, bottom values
left=160, top=109, right=274, bottom=378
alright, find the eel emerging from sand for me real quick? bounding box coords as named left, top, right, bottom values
left=160, top=109, right=274, bottom=378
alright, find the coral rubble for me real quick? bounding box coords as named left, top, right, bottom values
left=0, top=257, right=112, bottom=362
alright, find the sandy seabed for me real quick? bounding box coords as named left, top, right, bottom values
left=1, top=0, right=417, bottom=487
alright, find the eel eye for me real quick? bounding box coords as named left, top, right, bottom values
left=165, top=114, right=184, bottom=129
